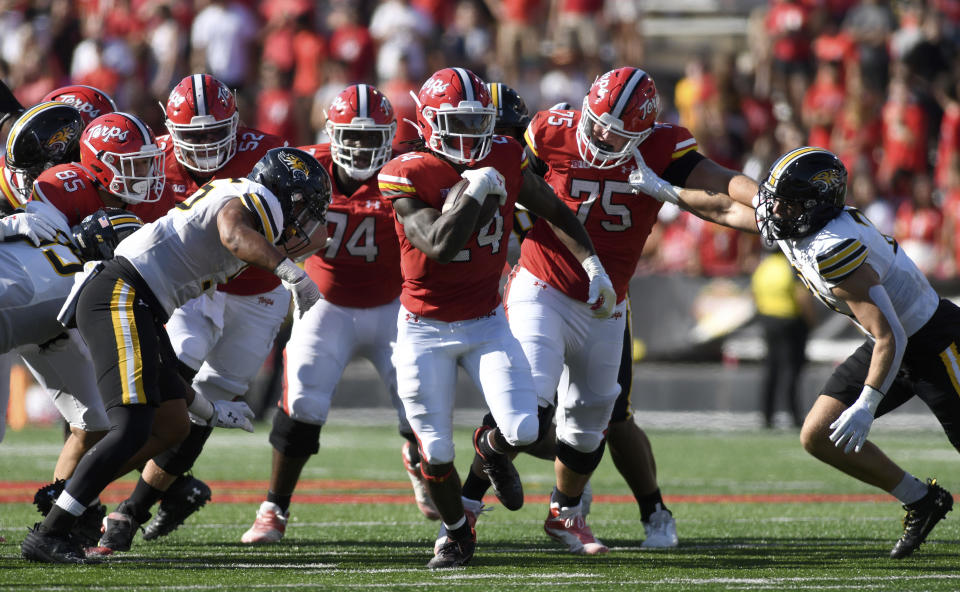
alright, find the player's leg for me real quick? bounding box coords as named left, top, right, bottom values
left=605, top=301, right=677, bottom=547
left=365, top=298, right=439, bottom=519
left=241, top=297, right=351, bottom=544
left=144, top=287, right=290, bottom=540
left=392, top=308, right=472, bottom=568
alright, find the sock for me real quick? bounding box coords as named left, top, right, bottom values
left=477, top=429, right=502, bottom=457
left=267, top=491, right=292, bottom=514
left=461, top=469, right=491, bottom=502
left=125, top=478, right=164, bottom=523
left=553, top=487, right=582, bottom=509
left=42, top=505, right=79, bottom=536
left=445, top=516, right=471, bottom=541
left=638, top=489, right=669, bottom=522
left=890, top=472, right=928, bottom=505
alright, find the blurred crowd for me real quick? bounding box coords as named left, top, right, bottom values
left=3, top=0, right=960, bottom=278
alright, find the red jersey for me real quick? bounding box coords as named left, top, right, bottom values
left=521, top=109, right=697, bottom=303
left=31, top=162, right=174, bottom=226
left=157, top=127, right=286, bottom=296
left=378, top=137, right=526, bottom=322
left=299, top=143, right=402, bottom=308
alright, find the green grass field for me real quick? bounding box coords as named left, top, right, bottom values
left=2, top=417, right=960, bottom=590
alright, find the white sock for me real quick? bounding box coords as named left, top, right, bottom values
left=889, top=472, right=927, bottom=505
left=443, top=515, right=466, bottom=531
left=54, top=490, right=87, bottom=517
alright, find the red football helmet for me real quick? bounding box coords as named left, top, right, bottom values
left=577, top=67, right=660, bottom=169
left=325, top=84, right=396, bottom=180
left=41, top=85, right=117, bottom=127
left=413, top=67, right=495, bottom=165
left=80, top=112, right=165, bottom=204
left=164, top=74, right=239, bottom=173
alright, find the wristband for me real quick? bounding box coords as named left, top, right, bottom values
left=187, top=391, right=214, bottom=422
left=581, top=254, right=605, bottom=279
left=273, top=258, right=303, bottom=283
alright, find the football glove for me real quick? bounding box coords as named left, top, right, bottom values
left=461, top=166, right=507, bottom=205
left=628, top=155, right=681, bottom=205
left=0, top=212, right=59, bottom=246
left=829, top=385, right=883, bottom=454
left=210, top=400, right=255, bottom=433
left=581, top=255, right=615, bottom=319
left=275, top=258, right=322, bottom=318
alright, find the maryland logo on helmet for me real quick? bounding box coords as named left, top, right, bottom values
left=278, top=150, right=310, bottom=180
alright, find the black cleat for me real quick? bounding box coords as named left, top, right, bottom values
left=86, top=501, right=145, bottom=557
left=71, top=504, right=107, bottom=548
left=473, top=426, right=523, bottom=511
left=427, top=529, right=476, bottom=569
left=33, top=480, right=67, bottom=516
left=142, top=475, right=212, bottom=541
left=21, top=523, right=88, bottom=564
left=890, top=478, right=953, bottom=559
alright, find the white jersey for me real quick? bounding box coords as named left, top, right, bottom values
left=779, top=207, right=939, bottom=337
left=115, top=177, right=285, bottom=317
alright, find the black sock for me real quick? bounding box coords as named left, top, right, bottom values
left=639, top=488, right=668, bottom=522
left=461, top=469, right=491, bottom=501
left=448, top=519, right=472, bottom=541
left=41, top=505, right=78, bottom=537
left=553, top=487, right=582, bottom=509
left=125, top=478, right=165, bottom=523
left=267, top=491, right=291, bottom=514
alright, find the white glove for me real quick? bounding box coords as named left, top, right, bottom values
left=829, top=385, right=884, bottom=454
left=0, top=212, right=59, bottom=246
left=275, top=258, right=322, bottom=318
left=461, top=166, right=507, bottom=205
left=581, top=255, right=615, bottom=319
left=628, top=155, right=681, bottom=205
left=210, top=400, right=255, bottom=432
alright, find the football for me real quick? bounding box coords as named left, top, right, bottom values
left=441, top=178, right=499, bottom=232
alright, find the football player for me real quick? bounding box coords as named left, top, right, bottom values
left=21, top=147, right=331, bottom=564
left=378, top=67, right=610, bottom=568
left=110, top=73, right=289, bottom=545
left=240, top=84, right=437, bottom=544
left=458, top=82, right=681, bottom=548
left=756, top=147, right=958, bottom=559
left=41, top=84, right=118, bottom=127
left=496, top=67, right=756, bottom=555
left=0, top=101, right=85, bottom=213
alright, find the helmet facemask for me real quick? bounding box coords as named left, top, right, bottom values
left=327, top=118, right=396, bottom=180
left=279, top=188, right=329, bottom=260
left=168, top=112, right=238, bottom=173
left=422, top=102, right=495, bottom=165
left=576, top=100, right=650, bottom=169
left=98, top=146, right=166, bottom=204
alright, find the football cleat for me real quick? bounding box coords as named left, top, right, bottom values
left=434, top=496, right=491, bottom=554
left=71, top=503, right=107, bottom=548
left=142, top=475, right=212, bottom=540
left=401, top=441, right=440, bottom=520
left=890, top=478, right=953, bottom=559
left=544, top=501, right=609, bottom=555
left=427, top=527, right=476, bottom=569
left=86, top=502, right=144, bottom=557
left=21, top=523, right=92, bottom=564
left=641, top=504, right=678, bottom=548
left=241, top=501, right=289, bottom=544
left=473, top=426, right=524, bottom=510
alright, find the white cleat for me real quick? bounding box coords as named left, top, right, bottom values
left=641, top=504, right=678, bottom=548
left=241, top=501, right=289, bottom=544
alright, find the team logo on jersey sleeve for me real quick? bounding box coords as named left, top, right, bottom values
left=279, top=151, right=309, bottom=180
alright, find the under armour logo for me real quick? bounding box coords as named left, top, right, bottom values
left=405, top=313, right=420, bottom=322
left=186, top=487, right=202, bottom=504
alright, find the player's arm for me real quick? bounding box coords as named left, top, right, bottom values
left=827, top=262, right=906, bottom=453
left=393, top=194, right=482, bottom=263
left=216, top=198, right=286, bottom=270
left=630, top=156, right=759, bottom=233
left=516, top=167, right=596, bottom=262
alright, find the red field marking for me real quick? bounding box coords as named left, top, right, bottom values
left=0, top=481, right=903, bottom=505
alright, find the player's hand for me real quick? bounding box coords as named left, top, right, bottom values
left=275, top=258, right=323, bottom=318
left=461, top=166, right=507, bottom=205
left=829, top=385, right=883, bottom=454
left=0, top=212, right=58, bottom=246
left=581, top=255, right=615, bottom=319
left=628, top=155, right=681, bottom=205
left=210, top=400, right=255, bottom=433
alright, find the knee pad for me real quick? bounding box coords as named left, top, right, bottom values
left=556, top=438, right=606, bottom=475
left=269, top=408, right=322, bottom=457
left=420, top=438, right=455, bottom=465
left=496, top=411, right=539, bottom=448
left=152, top=423, right=214, bottom=476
